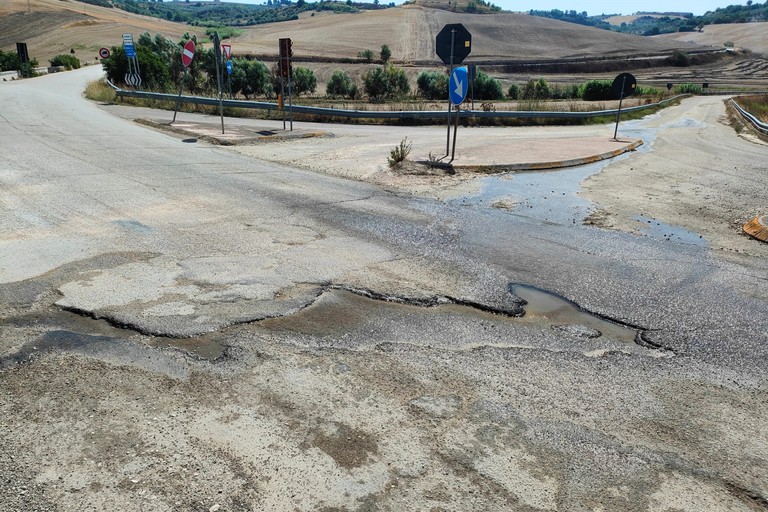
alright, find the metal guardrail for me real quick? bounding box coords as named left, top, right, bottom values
left=731, top=99, right=768, bottom=135
left=114, top=86, right=685, bottom=121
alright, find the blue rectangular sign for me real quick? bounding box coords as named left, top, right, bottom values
left=124, top=43, right=136, bottom=57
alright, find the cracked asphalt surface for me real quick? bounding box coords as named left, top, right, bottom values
left=1, top=66, right=767, bottom=511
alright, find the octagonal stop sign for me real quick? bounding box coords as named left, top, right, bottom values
left=436, top=23, right=472, bottom=65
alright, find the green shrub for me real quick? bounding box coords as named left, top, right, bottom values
left=674, top=83, right=702, bottom=94
left=507, top=83, right=520, bottom=99
left=380, top=44, right=391, bottom=63
left=291, top=66, right=317, bottom=96
left=362, top=63, right=409, bottom=102
left=416, top=71, right=448, bottom=100
left=474, top=71, right=503, bottom=100
left=358, top=49, right=374, bottom=62
left=50, top=54, right=81, bottom=70
left=668, top=50, right=690, bottom=67
left=326, top=70, right=354, bottom=98
left=522, top=78, right=551, bottom=100
left=388, top=137, right=412, bottom=168
left=0, top=48, right=38, bottom=72
left=579, top=80, right=613, bottom=101
left=231, top=58, right=271, bottom=98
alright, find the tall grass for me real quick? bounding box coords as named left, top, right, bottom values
left=84, top=79, right=116, bottom=103
left=734, top=95, right=768, bottom=123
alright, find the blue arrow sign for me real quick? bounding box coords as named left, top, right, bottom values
left=124, top=43, right=136, bottom=58
left=226, top=60, right=232, bottom=75
left=450, top=66, right=468, bottom=106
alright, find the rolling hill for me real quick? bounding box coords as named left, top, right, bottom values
left=2, top=0, right=710, bottom=66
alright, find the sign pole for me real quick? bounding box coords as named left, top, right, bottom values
left=172, top=67, right=187, bottom=124
left=613, top=76, right=626, bottom=140
left=451, top=105, right=460, bottom=161
left=213, top=32, right=225, bottom=134
left=288, top=72, right=293, bottom=132
left=281, top=78, right=286, bottom=130
left=446, top=29, right=455, bottom=157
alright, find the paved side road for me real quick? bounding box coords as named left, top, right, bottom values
left=1, top=67, right=767, bottom=511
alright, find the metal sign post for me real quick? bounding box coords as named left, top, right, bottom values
left=445, top=29, right=455, bottom=157
left=212, top=32, right=225, bottom=134
left=173, top=39, right=196, bottom=124
left=122, top=34, right=142, bottom=88
left=449, top=67, right=468, bottom=162
left=279, top=38, right=293, bottom=131
left=16, top=43, right=29, bottom=78
left=611, top=72, right=637, bottom=140
left=435, top=24, right=471, bottom=159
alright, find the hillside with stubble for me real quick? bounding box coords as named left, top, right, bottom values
left=2, top=0, right=708, bottom=65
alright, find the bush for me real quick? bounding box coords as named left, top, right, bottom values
left=50, top=54, right=81, bottom=70
left=0, top=49, right=38, bottom=73
left=668, top=50, right=690, bottom=67
left=507, top=83, right=520, bottom=99
left=362, top=63, right=409, bottom=102
left=380, top=44, right=391, bottom=63
left=231, top=58, right=271, bottom=98
left=474, top=71, right=503, bottom=100
left=522, top=78, right=551, bottom=100
left=674, top=83, right=702, bottom=94
left=291, top=66, right=317, bottom=96
left=388, top=137, right=412, bottom=168
left=358, top=49, right=374, bottom=62
left=579, top=80, right=613, bottom=101
left=416, top=71, right=448, bottom=100
left=326, top=70, right=354, bottom=98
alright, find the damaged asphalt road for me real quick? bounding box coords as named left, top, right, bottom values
left=2, top=68, right=768, bottom=511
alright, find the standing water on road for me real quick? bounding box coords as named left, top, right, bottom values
left=450, top=122, right=657, bottom=226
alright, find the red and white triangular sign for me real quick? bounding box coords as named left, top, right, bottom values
left=222, top=44, right=232, bottom=60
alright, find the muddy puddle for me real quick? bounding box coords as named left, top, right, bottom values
left=7, top=308, right=226, bottom=361
left=7, top=284, right=641, bottom=365
left=509, top=284, right=639, bottom=344
left=261, top=287, right=641, bottom=348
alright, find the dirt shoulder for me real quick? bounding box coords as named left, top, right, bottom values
left=581, top=95, right=768, bottom=265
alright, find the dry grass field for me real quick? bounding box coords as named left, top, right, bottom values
left=2, top=0, right=707, bottom=65
left=2, top=0, right=766, bottom=92
left=0, top=0, right=204, bottom=64
left=657, top=21, right=768, bottom=55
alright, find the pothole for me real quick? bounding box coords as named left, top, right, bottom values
left=508, top=283, right=641, bottom=344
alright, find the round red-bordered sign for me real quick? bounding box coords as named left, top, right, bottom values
left=182, top=40, right=195, bottom=67
left=99, top=47, right=110, bottom=59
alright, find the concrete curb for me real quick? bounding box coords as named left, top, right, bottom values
left=416, top=139, right=643, bottom=173
left=135, top=118, right=329, bottom=146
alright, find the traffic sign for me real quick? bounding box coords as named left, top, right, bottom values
left=122, top=33, right=136, bottom=58
left=98, top=47, right=110, bottom=59
left=226, top=60, right=232, bottom=75
left=436, top=23, right=471, bottom=65
left=612, top=72, right=637, bottom=99
left=124, top=73, right=141, bottom=87
left=182, top=40, right=195, bottom=67
left=450, top=66, right=468, bottom=106
left=222, top=44, right=231, bottom=60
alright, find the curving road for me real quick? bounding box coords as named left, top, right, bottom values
left=1, top=67, right=767, bottom=511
